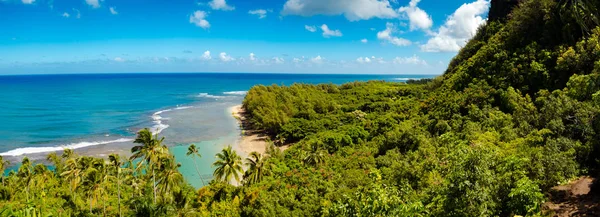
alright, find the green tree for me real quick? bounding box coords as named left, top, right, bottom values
left=243, top=151, right=269, bottom=186
left=157, top=156, right=184, bottom=202
left=212, top=146, right=243, bottom=185
left=109, top=154, right=124, bottom=217
left=17, top=157, right=33, bottom=201
left=130, top=128, right=167, bottom=204
left=0, top=156, right=7, bottom=185
left=186, top=144, right=206, bottom=186
left=302, top=143, right=327, bottom=166
left=61, top=156, right=83, bottom=203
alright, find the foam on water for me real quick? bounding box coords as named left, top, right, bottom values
left=0, top=138, right=134, bottom=156
left=223, top=91, right=248, bottom=95
left=151, top=106, right=194, bottom=134
left=198, top=93, right=227, bottom=99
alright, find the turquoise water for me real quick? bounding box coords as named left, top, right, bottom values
left=0, top=73, right=434, bottom=188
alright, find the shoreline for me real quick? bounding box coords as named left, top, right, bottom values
left=229, top=105, right=270, bottom=156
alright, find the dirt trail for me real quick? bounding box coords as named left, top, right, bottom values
left=543, top=177, right=600, bottom=216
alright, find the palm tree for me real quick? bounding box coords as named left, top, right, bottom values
left=172, top=189, right=196, bottom=217
left=243, top=152, right=270, bottom=185
left=123, top=159, right=142, bottom=198
left=186, top=144, right=206, bottom=186
left=559, top=0, right=599, bottom=35
left=62, top=148, right=75, bottom=160
left=108, top=154, right=123, bottom=217
left=157, top=156, right=183, bottom=202
left=130, top=128, right=167, bottom=204
left=46, top=152, right=64, bottom=175
left=0, top=156, right=8, bottom=185
left=212, top=146, right=243, bottom=185
left=302, top=143, right=326, bottom=166
left=80, top=157, right=104, bottom=214
left=17, top=157, right=33, bottom=201
left=61, top=157, right=83, bottom=202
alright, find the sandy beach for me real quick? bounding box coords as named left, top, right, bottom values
left=229, top=105, right=270, bottom=156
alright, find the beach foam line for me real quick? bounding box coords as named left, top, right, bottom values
left=223, top=91, right=248, bottom=95
left=151, top=106, right=194, bottom=135
left=0, top=138, right=134, bottom=157
left=197, top=93, right=227, bottom=99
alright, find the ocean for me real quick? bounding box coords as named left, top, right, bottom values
left=0, top=73, right=435, bottom=188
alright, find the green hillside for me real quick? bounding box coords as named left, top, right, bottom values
left=2, top=0, right=600, bottom=216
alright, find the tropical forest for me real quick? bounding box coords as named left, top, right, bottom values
left=2, top=0, right=600, bottom=216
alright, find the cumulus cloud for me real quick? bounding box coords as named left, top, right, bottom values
left=421, top=0, right=490, bottom=52
left=305, top=25, right=317, bottom=32
left=85, top=0, right=100, bottom=8
left=377, top=23, right=411, bottom=46
left=249, top=9, right=267, bottom=19
left=62, top=12, right=70, bottom=18
left=109, top=7, right=118, bottom=15
left=273, top=57, right=285, bottom=64
left=201, top=50, right=212, bottom=60
left=393, top=55, right=427, bottom=65
left=190, top=11, right=210, bottom=29
left=209, top=0, right=234, bottom=11
left=356, top=57, right=372, bottom=64
left=311, top=55, right=324, bottom=64
left=249, top=53, right=257, bottom=61
left=321, top=24, right=342, bottom=38
left=113, top=57, right=125, bottom=62
left=282, top=0, right=398, bottom=21
left=398, top=0, right=433, bottom=31
left=22, top=0, right=34, bottom=4
left=361, top=38, right=368, bottom=43
left=219, top=52, right=235, bottom=62
left=293, top=57, right=304, bottom=63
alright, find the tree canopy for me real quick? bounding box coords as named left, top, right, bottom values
left=2, top=0, right=600, bottom=216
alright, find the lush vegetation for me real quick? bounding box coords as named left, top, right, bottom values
left=2, top=0, right=600, bottom=216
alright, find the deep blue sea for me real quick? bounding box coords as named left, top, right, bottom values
left=0, top=73, right=434, bottom=187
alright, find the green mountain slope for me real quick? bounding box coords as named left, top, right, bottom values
left=2, top=0, right=600, bottom=216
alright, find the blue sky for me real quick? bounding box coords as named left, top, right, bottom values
left=0, top=0, right=490, bottom=75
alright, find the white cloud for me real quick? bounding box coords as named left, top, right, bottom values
left=109, top=7, right=118, bottom=15
left=22, top=0, right=34, bottom=4
left=311, top=55, right=324, bottom=64
left=293, top=57, right=304, bottom=63
left=282, top=0, right=398, bottom=21
left=373, top=56, right=386, bottom=63
left=421, top=0, right=490, bottom=52
left=209, top=0, right=234, bottom=11
left=190, top=11, right=210, bottom=29
left=273, top=57, right=285, bottom=64
left=249, top=53, right=256, bottom=61
left=361, top=38, right=368, bottom=43
left=219, top=52, right=235, bottom=62
left=114, top=57, right=125, bottom=62
left=356, top=57, right=371, bottom=64
left=85, top=0, right=100, bottom=8
left=201, top=50, right=212, bottom=60
left=357, top=56, right=385, bottom=64
left=398, top=0, right=433, bottom=31
left=321, top=24, right=342, bottom=38
left=62, top=12, right=70, bottom=18
left=249, top=9, right=267, bottom=19
left=72, top=8, right=81, bottom=19
left=377, top=23, right=411, bottom=46
left=393, top=55, right=427, bottom=65
left=305, top=25, right=317, bottom=32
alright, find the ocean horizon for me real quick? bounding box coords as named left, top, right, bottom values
left=0, top=72, right=435, bottom=187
